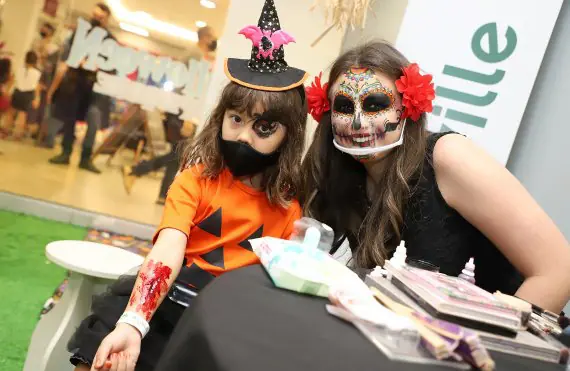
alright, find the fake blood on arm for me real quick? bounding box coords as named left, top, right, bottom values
left=129, top=260, right=172, bottom=321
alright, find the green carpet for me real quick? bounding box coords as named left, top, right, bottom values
left=0, top=210, right=87, bottom=371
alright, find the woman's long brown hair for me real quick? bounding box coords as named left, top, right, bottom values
left=181, top=82, right=307, bottom=207
left=301, top=41, right=429, bottom=267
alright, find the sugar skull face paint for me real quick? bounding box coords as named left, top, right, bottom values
left=331, top=67, right=404, bottom=161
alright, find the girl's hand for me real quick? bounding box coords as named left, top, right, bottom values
left=91, top=323, right=141, bottom=371
left=32, top=98, right=40, bottom=109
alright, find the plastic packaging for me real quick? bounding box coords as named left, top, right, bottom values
left=289, top=217, right=334, bottom=252
left=250, top=236, right=360, bottom=297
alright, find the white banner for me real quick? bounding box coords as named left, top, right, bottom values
left=395, top=0, right=563, bottom=165
left=66, top=18, right=211, bottom=121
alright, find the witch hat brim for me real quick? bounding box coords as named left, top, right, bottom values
left=225, top=58, right=308, bottom=91
left=225, top=0, right=308, bottom=92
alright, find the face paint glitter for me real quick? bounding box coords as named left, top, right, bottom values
left=129, top=260, right=172, bottom=321
left=331, top=67, right=405, bottom=158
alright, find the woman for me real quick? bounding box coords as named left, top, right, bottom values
left=302, top=41, right=570, bottom=312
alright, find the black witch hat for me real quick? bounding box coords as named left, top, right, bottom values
left=225, top=0, right=308, bottom=91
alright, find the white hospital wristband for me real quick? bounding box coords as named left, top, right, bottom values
left=117, top=312, right=150, bottom=338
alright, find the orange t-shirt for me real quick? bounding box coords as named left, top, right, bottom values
left=154, top=165, right=301, bottom=289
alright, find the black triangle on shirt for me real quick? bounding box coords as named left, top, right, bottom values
left=238, top=225, right=264, bottom=252
left=201, top=246, right=225, bottom=269
left=197, top=208, right=222, bottom=237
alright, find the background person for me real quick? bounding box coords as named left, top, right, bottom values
left=122, top=113, right=197, bottom=205
left=0, top=51, right=40, bottom=140
left=47, top=2, right=113, bottom=173
left=29, top=22, right=59, bottom=141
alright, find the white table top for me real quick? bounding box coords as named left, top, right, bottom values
left=46, top=240, right=145, bottom=280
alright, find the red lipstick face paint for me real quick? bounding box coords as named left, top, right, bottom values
left=129, top=260, right=172, bottom=320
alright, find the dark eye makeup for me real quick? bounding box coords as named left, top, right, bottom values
left=253, top=110, right=284, bottom=138
left=384, top=120, right=400, bottom=133
left=228, top=110, right=283, bottom=139
left=253, top=120, right=279, bottom=138
left=362, top=93, right=392, bottom=113
left=333, top=95, right=355, bottom=115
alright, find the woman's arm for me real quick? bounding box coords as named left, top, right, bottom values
left=433, top=134, right=570, bottom=312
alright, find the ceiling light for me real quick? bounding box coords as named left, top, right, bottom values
left=195, top=20, right=207, bottom=28
left=108, top=0, right=198, bottom=42
left=119, top=22, right=149, bottom=37
left=200, top=0, right=216, bottom=9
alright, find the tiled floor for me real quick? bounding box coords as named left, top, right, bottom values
left=0, top=139, right=165, bottom=226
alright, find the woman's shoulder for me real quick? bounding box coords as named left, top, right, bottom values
left=425, top=131, right=465, bottom=159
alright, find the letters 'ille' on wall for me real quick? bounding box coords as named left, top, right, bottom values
left=395, top=0, right=564, bottom=165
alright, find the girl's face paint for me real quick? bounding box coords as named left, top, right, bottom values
left=129, top=259, right=172, bottom=320
left=330, top=68, right=404, bottom=162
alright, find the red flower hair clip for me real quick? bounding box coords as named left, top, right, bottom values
left=305, top=72, right=329, bottom=123
left=395, top=63, right=435, bottom=122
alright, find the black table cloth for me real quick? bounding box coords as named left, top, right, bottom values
left=155, top=265, right=564, bottom=371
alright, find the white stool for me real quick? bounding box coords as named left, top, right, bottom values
left=24, top=240, right=145, bottom=371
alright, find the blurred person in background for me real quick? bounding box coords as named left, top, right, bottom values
left=0, top=57, right=13, bottom=155
left=47, top=2, right=113, bottom=173
left=29, top=22, right=59, bottom=141
left=120, top=27, right=215, bottom=203
left=0, top=51, right=41, bottom=140
left=0, top=57, right=13, bottom=117
left=196, top=25, right=217, bottom=63
left=122, top=113, right=197, bottom=205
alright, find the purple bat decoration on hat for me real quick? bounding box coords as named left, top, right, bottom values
left=239, top=25, right=295, bottom=60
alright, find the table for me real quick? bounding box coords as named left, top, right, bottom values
left=155, top=265, right=565, bottom=371
left=23, top=240, right=144, bottom=371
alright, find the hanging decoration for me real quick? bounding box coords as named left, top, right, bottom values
left=310, top=0, right=373, bottom=47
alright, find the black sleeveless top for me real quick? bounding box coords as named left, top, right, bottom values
left=397, top=132, right=523, bottom=295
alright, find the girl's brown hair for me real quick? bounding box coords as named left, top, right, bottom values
left=181, top=82, right=307, bottom=207
left=301, top=41, right=429, bottom=267
left=25, top=51, right=38, bottom=67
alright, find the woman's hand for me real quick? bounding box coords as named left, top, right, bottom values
left=32, top=98, right=40, bottom=109
left=91, top=323, right=141, bottom=371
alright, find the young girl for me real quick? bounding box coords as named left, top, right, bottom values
left=1, top=51, right=41, bottom=139
left=302, top=41, right=570, bottom=312
left=68, top=1, right=308, bottom=370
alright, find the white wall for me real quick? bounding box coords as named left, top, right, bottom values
left=342, top=0, right=408, bottom=51
left=200, top=0, right=345, bottom=140
left=505, top=0, right=570, bottom=313
left=1, top=0, right=43, bottom=67
left=506, top=2, right=570, bottom=239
